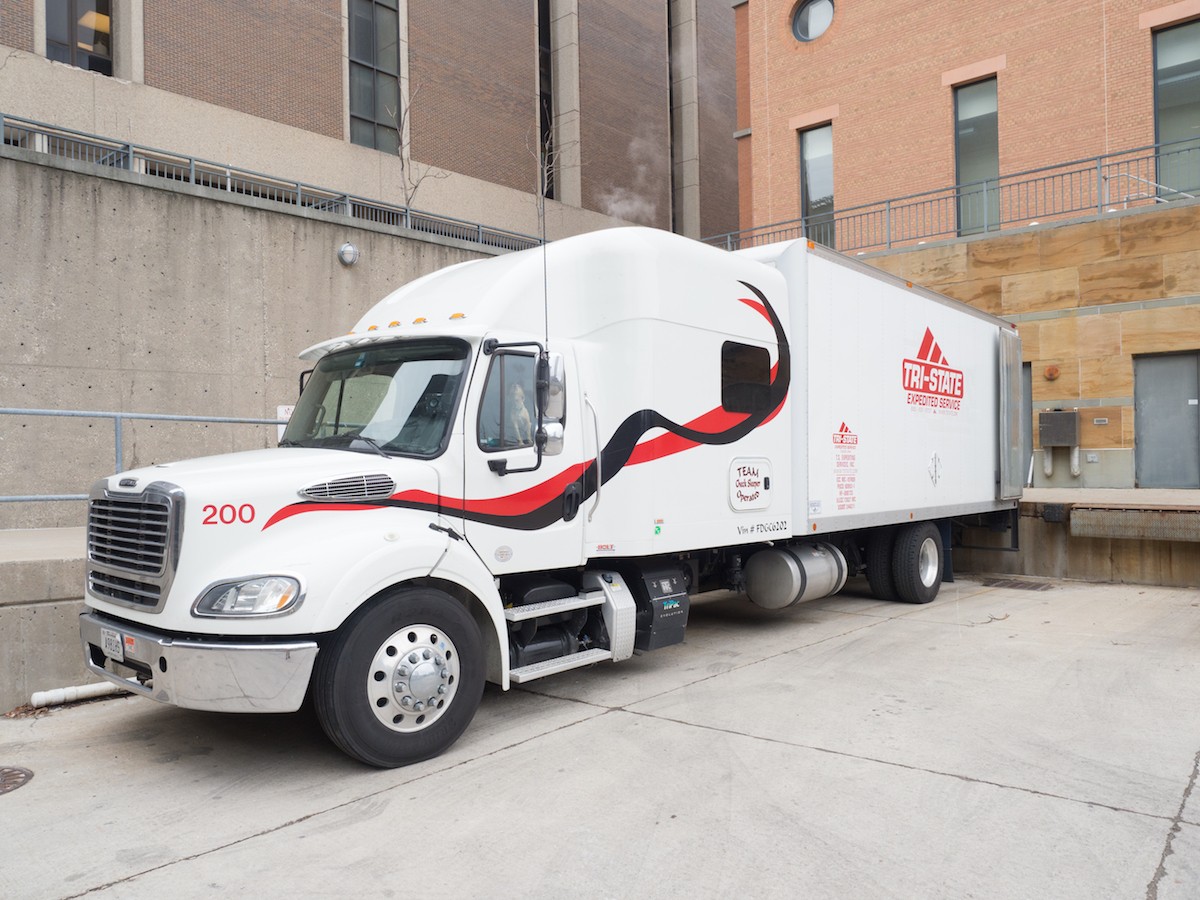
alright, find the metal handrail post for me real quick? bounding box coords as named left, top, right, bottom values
left=1097, top=158, right=1104, bottom=214
left=114, top=414, right=124, bottom=473
left=885, top=200, right=892, bottom=249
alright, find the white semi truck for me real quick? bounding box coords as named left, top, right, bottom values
left=80, top=227, right=1023, bottom=767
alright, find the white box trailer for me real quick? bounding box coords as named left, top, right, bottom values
left=79, top=227, right=1022, bottom=766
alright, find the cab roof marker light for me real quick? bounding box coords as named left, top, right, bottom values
left=367, top=325, right=379, bottom=331
left=413, top=317, right=428, bottom=324
left=389, top=321, right=401, bottom=327
left=450, top=313, right=467, bottom=320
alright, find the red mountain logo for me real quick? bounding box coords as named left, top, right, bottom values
left=832, top=422, right=858, bottom=445
left=903, top=328, right=964, bottom=411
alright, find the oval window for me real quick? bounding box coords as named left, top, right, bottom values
left=792, top=0, right=834, bottom=42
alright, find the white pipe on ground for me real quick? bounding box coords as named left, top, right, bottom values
left=31, top=682, right=128, bottom=709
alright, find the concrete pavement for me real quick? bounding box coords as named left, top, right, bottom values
left=2, top=575, right=1199, bottom=899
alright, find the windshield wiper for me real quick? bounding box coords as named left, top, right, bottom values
left=352, top=435, right=391, bottom=458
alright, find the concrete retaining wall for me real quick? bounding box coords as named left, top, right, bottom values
left=0, top=145, right=494, bottom=529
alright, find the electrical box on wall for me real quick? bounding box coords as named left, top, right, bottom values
left=1039, top=410, right=1079, bottom=447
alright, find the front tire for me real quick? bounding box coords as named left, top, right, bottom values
left=313, top=587, right=484, bottom=768
left=891, top=522, right=943, bottom=604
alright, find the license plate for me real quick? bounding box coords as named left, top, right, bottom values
left=100, top=627, right=124, bottom=663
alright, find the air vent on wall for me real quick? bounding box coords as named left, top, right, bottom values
left=301, top=473, right=395, bottom=502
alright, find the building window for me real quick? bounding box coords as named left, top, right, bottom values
left=46, top=0, right=112, bottom=76
left=954, top=77, right=999, bottom=235
left=791, top=0, right=834, bottom=42
left=800, top=124, right=834, bottom=247
left=538, top=0, right=555, bottom=199
left=349, top=0, right=401, bottom=154
left=1154, top=19, right=1200, bottom=198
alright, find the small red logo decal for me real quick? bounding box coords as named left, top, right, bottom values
left=832, top=422, right=858, bottom=445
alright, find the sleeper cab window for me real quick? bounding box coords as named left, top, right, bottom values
left=478, top=352, right=537, bottom=450
left=721, top=341, right=771, bottom=413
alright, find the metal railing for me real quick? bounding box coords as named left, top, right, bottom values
left=707, top=138, right=1200, bottom=253
left=0, top=113, right=541, bottom=253
left=0, top=408, right=287, bottom=503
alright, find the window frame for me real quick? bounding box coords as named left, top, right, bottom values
left=721, top=341, right=772, bottom=415
left=476, top=351, right=540, bottom=453
left=791, top=0, right=835, bottom=43
left=799, top=123, right=835, bottom=248
left=1152, top=18, right=1200, bottom=199
left=45, top=0, right=113, bottom=76
left=953, top=76, right=1000, bottom=236
left=349, top=0, right=402, bottom=155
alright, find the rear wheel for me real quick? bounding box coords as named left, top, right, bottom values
left=891, top=522, right=943, bottom=604
left=314, top=587, right=484, bottom=767
left=865, top=528, right=898, bottom=601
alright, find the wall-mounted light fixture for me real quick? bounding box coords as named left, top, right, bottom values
left=337, top=242, right=360, bottom=266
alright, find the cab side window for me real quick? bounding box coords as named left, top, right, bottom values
left=478, top=353, right=537, bottom=450
left=721, top=341, right=771, bottom=413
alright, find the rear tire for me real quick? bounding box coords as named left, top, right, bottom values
left=314, top=587, right=484, bottom=768
left=865, top=528, right=898, bottom=601
left=891, top=522, right=943, bottom=604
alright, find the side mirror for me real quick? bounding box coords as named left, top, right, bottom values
left=542, top=353, right=566, bottom=421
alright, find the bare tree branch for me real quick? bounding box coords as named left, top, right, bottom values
left=386, top=81, right=448, bottom=209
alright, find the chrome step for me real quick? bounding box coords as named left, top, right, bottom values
left=509, top=647, right=613, bottom=684
left=503, top=590, right=604, bottom=622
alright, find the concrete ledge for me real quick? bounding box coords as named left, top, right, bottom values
left=957, top=488, right=1200, bottom=588
left=0, top=528, right=90, bottom=711
left=0, top=527, right=85, bottom=607
left=0, top=598, right=93, bottom=713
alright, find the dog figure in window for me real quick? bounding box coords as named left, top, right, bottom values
left=508, top=382, right=534, bottom=446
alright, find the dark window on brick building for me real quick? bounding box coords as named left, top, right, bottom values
left=538, top=0, right=555, bottom=199
left=800, top=124, right=834, bottom=247
left=46, top=0, right=112, bottom=76
left=349, top=0, right=401, bottom=154
left=955, top=77, right=999, bottom=235
left=1154, top=19, right=1200, bottom=197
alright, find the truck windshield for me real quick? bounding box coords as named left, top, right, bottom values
left=281, top=339, right=470, bottom=457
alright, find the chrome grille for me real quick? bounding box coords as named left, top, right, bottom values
left=87, top=482, right=183, bottom=612
left=301, top=473, right=395, bottom=502
left=89, top=496, right=170, bottom=574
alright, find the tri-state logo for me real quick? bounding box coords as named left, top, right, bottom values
left=902, top=328, right=964, bottom=412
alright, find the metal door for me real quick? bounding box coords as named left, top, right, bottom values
left=1134, top=352, right=1200, bottom=488
left=1022, top=362, right=1033, bottom=487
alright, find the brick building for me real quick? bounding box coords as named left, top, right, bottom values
left=0, top=0, right=738, bottom=239
left=732, top=0, right=1200, bottom=489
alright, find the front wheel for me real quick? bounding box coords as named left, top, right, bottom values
left=891, top=522, right=943, bottom=604
left=313, top=587, right=484, bottom=767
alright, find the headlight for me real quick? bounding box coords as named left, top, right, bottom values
left=193, top=576, right=303, bottom=617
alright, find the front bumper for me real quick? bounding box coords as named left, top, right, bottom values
left=79, top=611, right=319, bottom=713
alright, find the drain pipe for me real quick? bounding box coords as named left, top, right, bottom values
left=31, top=682, right=128, bottom=709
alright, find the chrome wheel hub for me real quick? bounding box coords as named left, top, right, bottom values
left=367, top=624, right=459, bottom=732
left=918, top=537, right=940, bottom=588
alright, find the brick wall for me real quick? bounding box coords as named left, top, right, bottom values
left=0, top=0, right=33, bottom=53
left=578, top=0, right=670, bottom=228
left=740, top=0, right=1192, bottom=231
left=144, top=0, right=342, bottom=138
left=408, top=0, right=537, bottom=195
